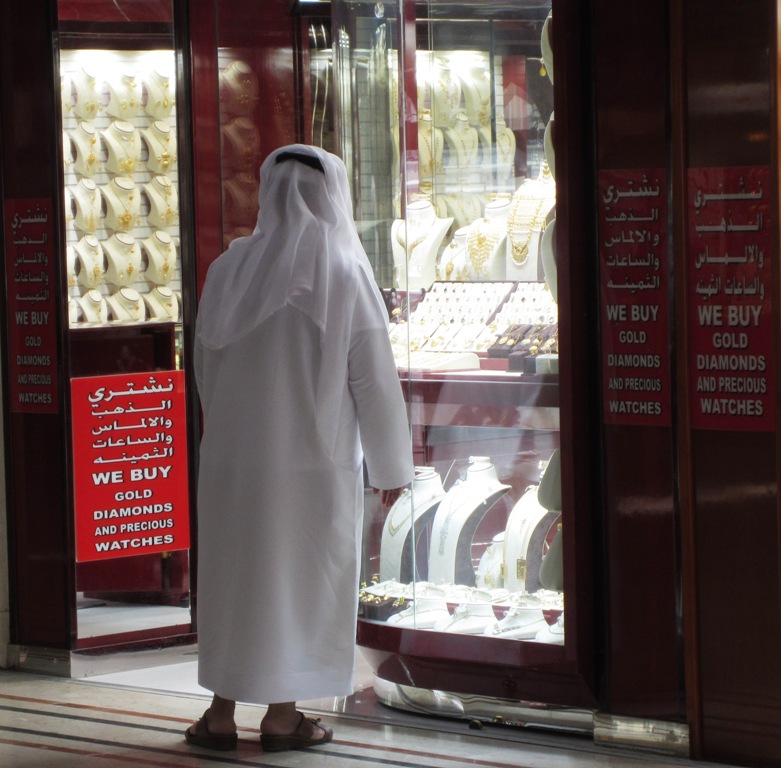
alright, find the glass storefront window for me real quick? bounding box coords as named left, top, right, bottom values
left=329, top=1, right=564, bottom=649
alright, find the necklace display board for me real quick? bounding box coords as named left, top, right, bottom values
left=60, top=48, right=184, bottom=329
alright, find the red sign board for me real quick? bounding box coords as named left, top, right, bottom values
left=4, top=198, right=59, bottom=413
left=71, top=371, right=191, bottom=562
left=598, top=169, right=671, bottom=426
left=687, top=166, right=773, bottom=431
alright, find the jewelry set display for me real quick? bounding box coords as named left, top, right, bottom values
left=414, top=50, right=517, bottom=191
left=368, top=455, right=564, bottom=642
left=61, top=50, right=182, bottom=327
left=506, top=162, right=556, bottom=278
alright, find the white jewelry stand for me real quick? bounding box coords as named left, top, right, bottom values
left=102, top=177, right=141, bottom=233
left=484, top=603, right=548, bottom=639
left=541, top=12, right=554, bottom=85
left=386, top=597, right=451, bottom=629
left=434, top=602, right=496, bottom=635
left=502, top=484, right=559, bottom=594
left=475, top=532, right=505, bottom=589
left=428, top=457, right=511, bottom=587
left=458, top=61, right=491, bottom=128
left=66, top=245, right=77, bottom=288
left=103, top=233, right=141, bottom=287
left=379, top=467, right=446, bottom=583
left=442, top=193, right=483, bottom=231
left=494, top=118, right=516, bottom=180
left=220, top=60, right=258, bottom=116
left=390, top=201, right=453, bottom=291
left=144, top=176, right=179, bottom=228
left=221, top=117, right=260, bottom=171
left=106, top=287, right=146, bottom=323
left=76, top=289, right=108, bottom=324
left=144, top=67, right=176, bottom=119
left=103, top=120, right=142, bottom=176
left=105, top=70, right=141, bottom=120
left=61, top=73, right=73, bottom=116
left=444, top=112, right=479, bottom=178
left=68, top=122, right=100, bottom=177
left=463, top=200, right=510, bottom=280
left=74, top=235, right=105, bottom=289
left=72, top=66, right=100, bottom=120
left=142, top=120, right=178, bottom=175
left=430, top=58, right=461, bottom=129
left=68, top=296, right=81, bottom=327
left=71, top=178, right=101, bottom=234
left=541, top=217, right=557, bottom=302
left=142, top=230, right=176, bottom=285
left=535, top=613, right=565, bottom=644
left=142, top=285, right=179, bottom=322
left=506, top=165, right=556, bottom=281
left=437, top=226, right=470, bottom=281
left=544, top=111, right=556, bottom=179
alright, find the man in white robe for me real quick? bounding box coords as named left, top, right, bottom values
left=187, top=145, right=413, bottom=751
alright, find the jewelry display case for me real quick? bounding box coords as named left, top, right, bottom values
left=331, top=0, right=594, bottom=711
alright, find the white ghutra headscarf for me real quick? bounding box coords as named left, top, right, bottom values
left=195, top=144, right=388, bottom=456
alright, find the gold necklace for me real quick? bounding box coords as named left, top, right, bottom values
left=395, top=228, right=428, bottom=256
left=75, top=126, right=98, bottom=173
left=508, top=196, right=547, bottom=265
left=449, top=126, right=476, bottom=162
left=111, top=126, right=139, bottom=175
left=152, top=179, right=177, bottom=225
left=75, top=184, right=98, bottom=232
left=467, top=220, right=501, bottom=277
left=110, top=182, right=138, bottom=232
left=117, top=76, right=138, bottom=112
left=419, top=130, right=440, bottom=176
left=441, top=239, right=462, bottom=280
left=496, top=129, right=513, bottom=160
left=149, top=127, right=176, bottom=172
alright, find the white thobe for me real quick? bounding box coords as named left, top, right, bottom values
left=194, top=289, right=413, bottom=704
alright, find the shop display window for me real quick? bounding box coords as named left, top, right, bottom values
left=328, top=0, right=565, bottom=666
left=57, top=15, right=192, bottom=645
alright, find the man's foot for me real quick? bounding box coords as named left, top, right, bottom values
left=260, top=712, right=333, bottom=752
left=184, top=711, right=238, bottom=751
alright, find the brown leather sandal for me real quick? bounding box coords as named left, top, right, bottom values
left=260, top=712, right=333, bottom=752
left=184, top=712, right=238, bottom=751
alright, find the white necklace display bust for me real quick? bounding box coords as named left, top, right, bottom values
left=68, top=122, right=101, bottom=177
left=391, top=200, right=453, bottom=291
left=142, top=230, right=176, bottom=285
left=74, top=235, right=105, bottom=289
left=106, top=286, right=146, bottom=323
left=76, top=288, right=108, bottom=324
left=103, top=233, right=141, bottom=287
left=144, top=175, right=179, bottom=228
left=142, top=120, right=178, bottom=175
left=101, top=176, right=141, bottom=233
left=380, top=467, right=446, bottom=583
left=143, top=285, right=180, bottom=322
left=428, top=457, right=511, bottom=587
left=103, top=120, right=142, bottom=176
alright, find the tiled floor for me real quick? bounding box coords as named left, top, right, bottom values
left=0, top=660, right=744, bottom=768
